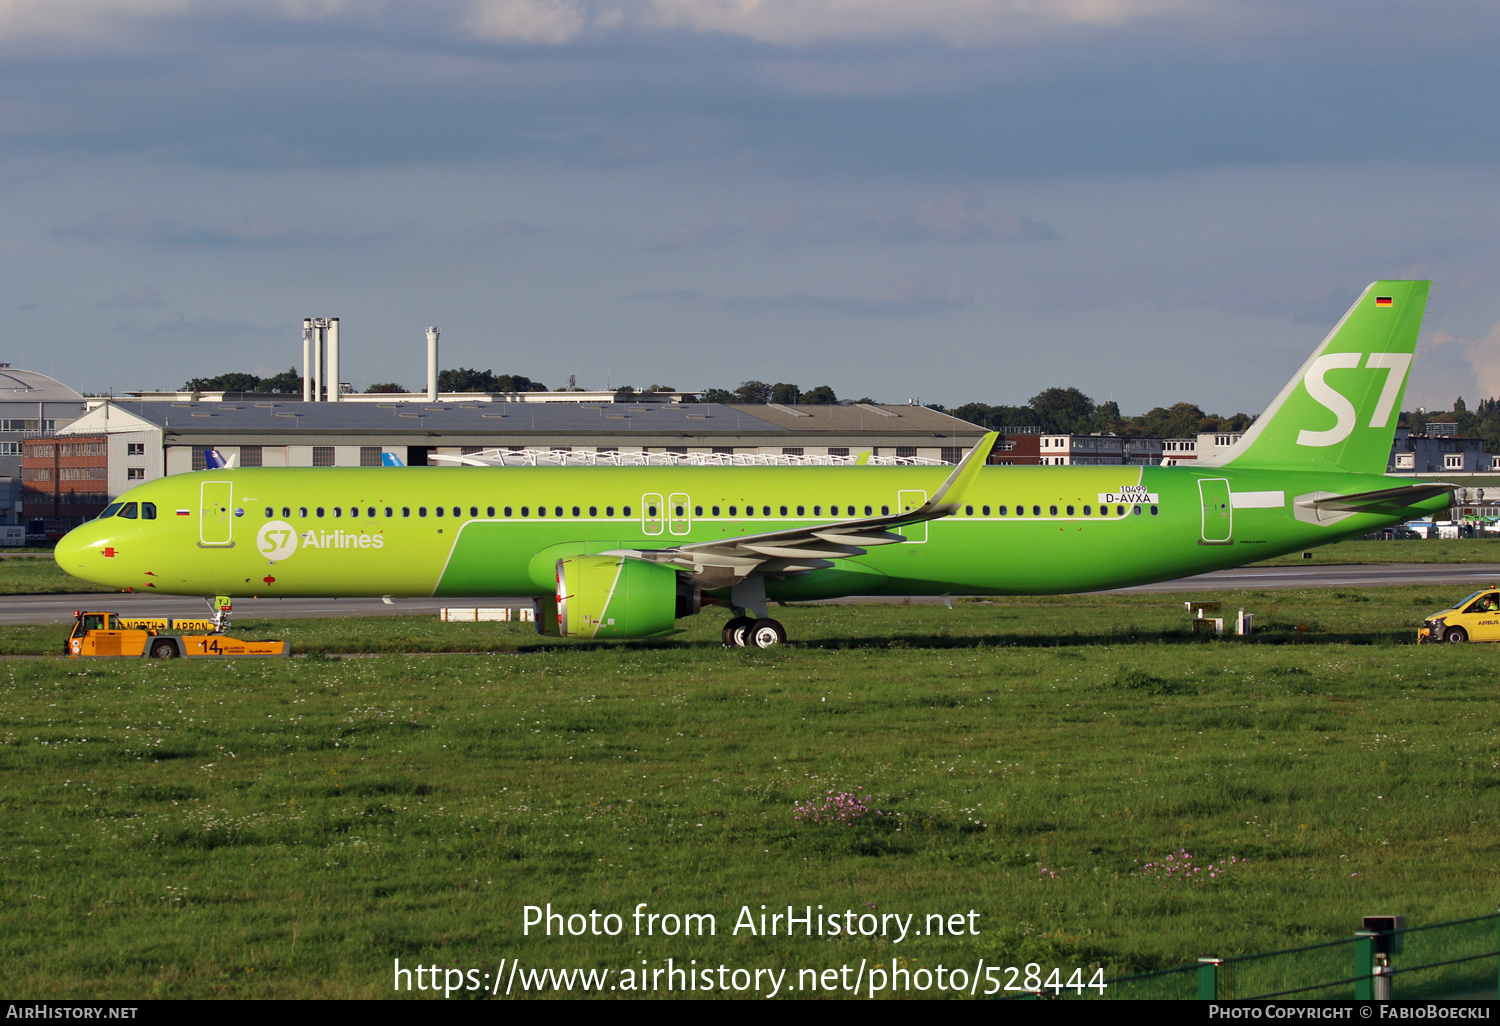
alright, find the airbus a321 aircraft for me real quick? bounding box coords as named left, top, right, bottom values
left=55, top=280, right=1453, bottom=648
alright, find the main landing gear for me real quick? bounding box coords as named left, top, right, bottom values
left=722, top=615, right=787, bottom=649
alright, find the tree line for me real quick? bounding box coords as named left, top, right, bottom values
left=181, top=369, right=1496, bottom=446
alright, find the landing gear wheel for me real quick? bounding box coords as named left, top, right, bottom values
left=722, top=617, right=755, bottom=648
left=1444, top=626, right=1469, bottom=644
left=149, top=640, right=178, bottom=659
left=749, top=618, right=787, bottom=649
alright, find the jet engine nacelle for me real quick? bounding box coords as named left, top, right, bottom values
left=551, top=555, right=698, bottom=639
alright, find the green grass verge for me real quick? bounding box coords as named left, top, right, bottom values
left=1250, top=538, right=1500, bottom=566
left=0, top=557, right=113, bottom=595
left=2, top=589, right=1497, bottom=998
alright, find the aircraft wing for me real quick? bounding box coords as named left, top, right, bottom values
left=604, top=432, right=996, bottom=587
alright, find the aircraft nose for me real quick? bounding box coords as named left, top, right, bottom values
left=54, top=523, right=105, bottom=584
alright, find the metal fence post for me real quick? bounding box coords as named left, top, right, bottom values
left=1354, top=933, right=1376, bottom=1000
left=1198, top=956, right=1221, bottom=1000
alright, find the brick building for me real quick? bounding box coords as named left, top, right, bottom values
left=23, top=436, right=109, bottom=535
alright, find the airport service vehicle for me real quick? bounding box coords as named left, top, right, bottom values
left=64, top=611, right=290, bottom=658
left=54, top=281, right=1455, bottom=648
left=1417, top=589, right=1500, bottom=644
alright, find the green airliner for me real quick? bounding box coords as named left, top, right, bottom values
left=55, top=280, right=1453, bottom=648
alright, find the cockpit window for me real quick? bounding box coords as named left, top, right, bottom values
left=118, top=502, right=138, bottom=519
left=141, top=502, right=157, bottom=520
left=98, top=503, right=123, bottom=519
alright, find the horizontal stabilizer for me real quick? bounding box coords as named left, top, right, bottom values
left=1295, top=482, right=1454, bottom=515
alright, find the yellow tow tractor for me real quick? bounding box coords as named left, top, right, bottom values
left=1417, top=587, right=1500, bottom=644
left=64, top=610, right=290, bottom=659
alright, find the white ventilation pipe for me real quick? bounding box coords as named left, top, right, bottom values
left=427, top=326, right=439, bottom=401
left=302, top=319, right=313, bottom=402
left=312, top=320, right=324, bottom=402
left=327, top=317, right=340, bottom=402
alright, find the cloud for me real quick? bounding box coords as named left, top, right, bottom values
left=98, top=286, right=167, bottom=308
left=644, top=0, right=1188, bottom=47
left=653, top=193, right=1054, bottom=251
left=646, top=212, right=739, bottom=252
left=624, top=288, right=701, bottom=301
left=725, top=276, right=970, bottom=315
left=58, top=209, right=302, bottom=247
left=150, top=312, right=263, bottom=336
left=1428, top=322, right=1500, bottom=402
left=465, top=0, right=588, bottom=43
left=463, top=219, right=541, bottom=244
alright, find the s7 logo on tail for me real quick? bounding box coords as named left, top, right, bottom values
left=1296, top=352, right=1411, bottom=448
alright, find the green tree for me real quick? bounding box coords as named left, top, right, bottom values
left=701, top=388, right=735, bottom=404
left=801, top=384, right=838, bottom=405
left=1028, top=387, right=1095, bottom=434
left=256, top=368, right=303, bottom=394
left=182, top=372, right=261, bottom=392
left=365, top=382, right=409, bottom=393
left=734, top=380, right=772, bottom=404
left=769, top=382, right=801, bottom=404
left=438, top=369, right=547, bottom=392
left=1134, top=402, right=1207, bottom=438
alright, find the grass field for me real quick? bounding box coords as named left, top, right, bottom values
left=1250, top=538, right=1500, bottom=566
left=2, top=588, right=1497, bottom=999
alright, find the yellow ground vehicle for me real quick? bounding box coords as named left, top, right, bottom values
left=64, top=611, right=290, bottom=658
left=1417, top=589, right=1500, bottom=644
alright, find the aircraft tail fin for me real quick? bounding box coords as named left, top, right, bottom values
left=1199, top=281, right=1429, bottom=474
left=381, top=452, right=405, bottom=467
left=203, top=448, right=237, bottom=469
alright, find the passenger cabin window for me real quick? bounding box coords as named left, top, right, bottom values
left=265, top=507, right=273, bottom=518
left=316, top=507, right=325, bottom=518
left=436, top=507, right=444, bottom=517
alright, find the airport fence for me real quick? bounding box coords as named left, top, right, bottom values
left=1038, top=912, right=1500, bottom=1000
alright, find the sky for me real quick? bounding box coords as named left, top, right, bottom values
left=3, top=0, right=1500, bottom=415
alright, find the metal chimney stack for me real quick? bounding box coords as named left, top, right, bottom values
left=302, top=319, right=313, bottom=402
left=312, top=319, right=324, bottom=402
left=327, top=317, right=340, bottom=402
left=426, top=326, right=439, bottom=401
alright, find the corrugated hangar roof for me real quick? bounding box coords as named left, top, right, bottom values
left=0, top=366, right=85, bottom=404
left=86, top=400, right=792, bottom=437
left=729, top=403, right=983, bottom=435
